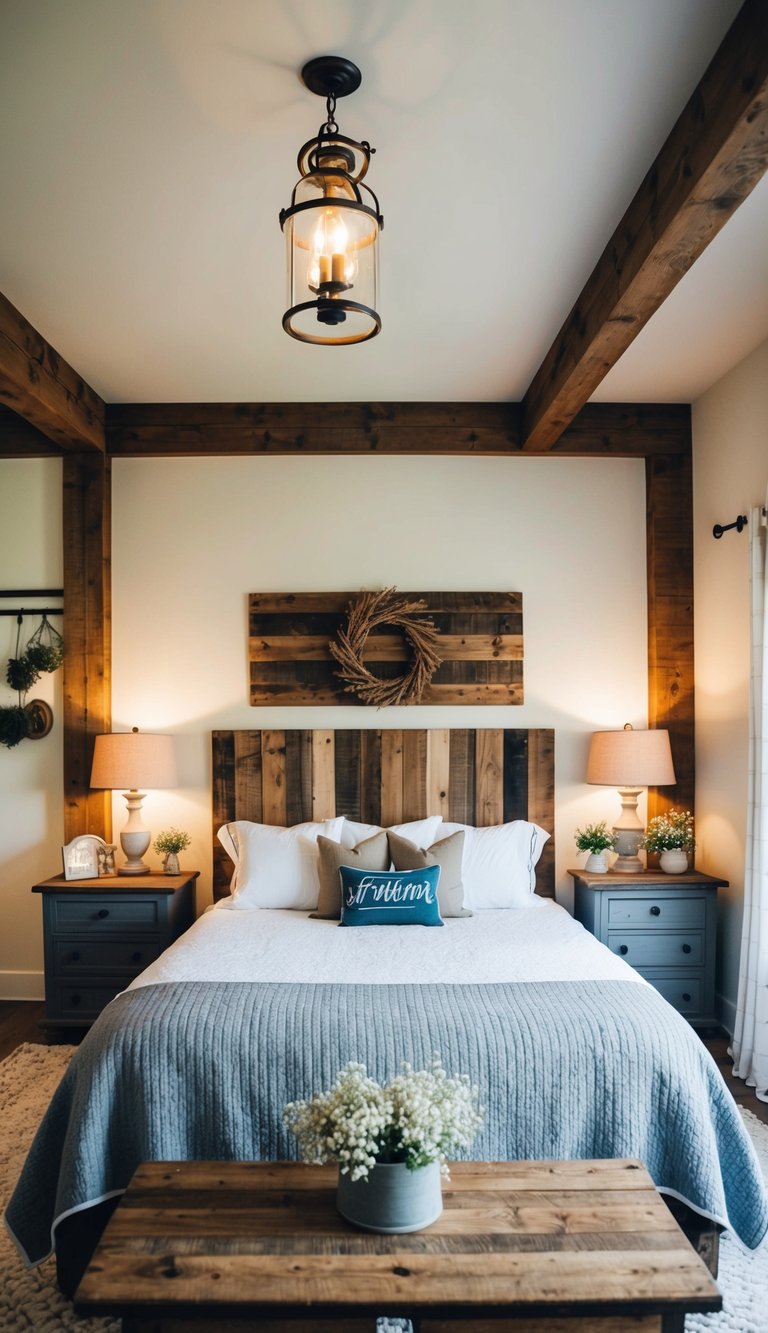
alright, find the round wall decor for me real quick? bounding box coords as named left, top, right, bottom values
left=329, top=588, right=442, bottom=707
left=24, top=698, right=54, bottom=739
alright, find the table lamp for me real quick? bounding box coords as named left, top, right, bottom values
left=90, top=728, right=177, bottom=875
left=586, top=724, right=675, bottom=872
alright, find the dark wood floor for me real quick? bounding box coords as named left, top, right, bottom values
left=1, top=1000, right=766, bottom=1125
left=699, top=1027, right=768, bottom=1124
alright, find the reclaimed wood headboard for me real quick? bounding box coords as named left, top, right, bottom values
left=212, top=729, right=555, bottom=902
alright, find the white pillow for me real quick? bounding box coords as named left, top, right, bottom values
left=340, top=815, right=443, bottom=850
left=440, top=820, right=550, bottom=909
left=217, top=817, right=345, bottom=910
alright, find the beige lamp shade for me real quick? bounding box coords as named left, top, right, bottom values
left=586, top=725, right=675, bottom=874
left=587, top=726, right=675, bottom=788
left=90, top=729, right=177, bottom=791
left=90, top=729, right=177, bottom=876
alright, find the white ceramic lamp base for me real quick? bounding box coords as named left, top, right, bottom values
left=118, top=790, right=151, bottom=875
left=612, top=785, right=644, bottom=873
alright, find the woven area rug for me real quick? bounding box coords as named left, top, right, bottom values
left=1, top=1042, right=767, bottom=1332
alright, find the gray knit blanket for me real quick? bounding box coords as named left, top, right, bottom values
left=6, top=978, right=768, bottom=1264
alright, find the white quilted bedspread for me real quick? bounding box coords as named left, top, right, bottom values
left=128, top=897, right=645, bottom=989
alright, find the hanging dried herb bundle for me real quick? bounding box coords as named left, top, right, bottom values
left=25, top=614, right=64, bottom=672
left=1, top=613, right=63, bottom=747
left=25, top=643, right=61, bottom=672
left=6, top=656, right=40, bottom=693
left=0, top=705, right=29, bottom=749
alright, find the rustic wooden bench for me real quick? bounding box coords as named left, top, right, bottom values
left=74, top=1158, right=721, bottom=1332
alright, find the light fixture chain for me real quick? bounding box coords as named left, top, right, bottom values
left=323, top=92, right=339, bottom=134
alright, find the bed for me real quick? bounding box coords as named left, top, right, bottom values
left=6, top=727, right=768, bottom=1294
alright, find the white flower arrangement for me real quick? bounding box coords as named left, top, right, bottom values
left=283, top=1057, right=483, bottom=1182
left=641, top=809, right=695, bottom=854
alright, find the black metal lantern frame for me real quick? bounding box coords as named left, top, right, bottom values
left=279, top=57, right=384, bottom=345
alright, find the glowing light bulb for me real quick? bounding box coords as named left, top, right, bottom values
left=308, top=209, right=357, bottom=291
left=329, top=215, right=348, bottom=253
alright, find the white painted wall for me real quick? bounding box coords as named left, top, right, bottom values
left=0, top=452, right=650, bottom=998
left=693, top=335, right=768, bottom=1031
left=111, top=455, right=649, bottom=913
left=0, top=459, right=63, bottom=998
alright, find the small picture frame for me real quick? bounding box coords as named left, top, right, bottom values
left=97, top=843, right=117, bottom=876
left=62, top=834, right=111, bottom=881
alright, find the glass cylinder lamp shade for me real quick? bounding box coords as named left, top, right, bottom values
left=280, top=135, right=382, bottom=345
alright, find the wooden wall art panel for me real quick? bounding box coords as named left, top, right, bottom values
left=248, top=592, right=523, bottom=706
left=212, top=727, right=555, bottom=901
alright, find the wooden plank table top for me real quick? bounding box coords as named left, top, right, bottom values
left=74, top=1158, right=721, bottom=1333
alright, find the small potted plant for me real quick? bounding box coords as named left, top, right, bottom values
left=642, top=809, right=695, bottom=874
left=574, top=820, right=618, bottom=873
left=284, top=1057, right=482, bottom=1234
left=152, top=827, right=191, bottom=875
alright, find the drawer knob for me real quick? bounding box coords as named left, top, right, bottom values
left=96, top=908, right=109, bottom=920
left=682, top=943, right=692, bottom=954
left=70, top=993, right=81, bottom=1006
left=131, top=951, right=142, bottom=964
left=71, top=950, right=80, bottom=962
left=682, top=993, right=692, bottom=1003
left=650, top=905, right=661, bottom=916
left=619, top=944, right=628, bottom=955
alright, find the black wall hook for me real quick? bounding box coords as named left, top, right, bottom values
left=713, top=514, right=748, bottom=539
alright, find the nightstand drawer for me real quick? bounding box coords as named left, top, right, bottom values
left=53, top=938, right=159, bottom=975
left=55, top=984, right=123, bottom=1020
left=650, top=976, right=702, bottom=1015
left=607, top=931, right=704, bottom=967
left=570, top=869, right=724, bottom=1028
left=34, top=873, right=198, bottom=1029
left=51, top=898, right=161, bottom=933
left=607, top=896, right=706, bottom=929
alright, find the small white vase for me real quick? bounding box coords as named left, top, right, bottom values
left=162, top=851, right=180, bottom=875
left=659, top=848, right=688, bottom=874
left=584, top=851, right=608, bottom=873
left=336, top=1160, right=442, bottom=1233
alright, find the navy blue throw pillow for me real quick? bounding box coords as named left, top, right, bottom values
left=339, top=864, right=444, bottom=927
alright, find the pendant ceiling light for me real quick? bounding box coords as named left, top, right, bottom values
left=279, top=56, right=383, bottom=345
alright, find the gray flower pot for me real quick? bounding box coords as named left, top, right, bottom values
left=336, top=1160, right=442, bottom=1233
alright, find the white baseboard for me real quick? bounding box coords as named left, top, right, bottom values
left=0, top=972, right=44, bottom=1001
left=716, top=991, right=736, bottom=1037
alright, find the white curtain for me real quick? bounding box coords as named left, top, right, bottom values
left=732, top=501, right=768, bottom=1100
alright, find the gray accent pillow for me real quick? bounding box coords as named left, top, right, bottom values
left=387, top=829, right=471, bottom=918
left=311, top=831, right=390, bottom=920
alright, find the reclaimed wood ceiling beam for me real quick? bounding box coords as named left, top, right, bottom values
left=106, top=402, right=522, bottom=456
left=0, top=404, right=63, bottom=456
left=0, top=290, right=105, bottom=452
left=521, top=0, right=768, bottom=453
left=105, top=401, right=689, bottom=458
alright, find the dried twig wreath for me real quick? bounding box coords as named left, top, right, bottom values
left=329, top=588, right=442, bottom=707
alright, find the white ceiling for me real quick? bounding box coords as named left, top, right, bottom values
left=1, top=0, right=766, bottom=407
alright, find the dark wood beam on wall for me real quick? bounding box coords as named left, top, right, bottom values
left=62, top=453, right=112, bottom=842
left=0, top=290, right=105, bottom=453
left=521, top=0, right=768, bottom=452
left=106, top=401, right=688, bottom=458
left=646, top=448, right=694, bottom=828
left=0, top=404, right=63, bottom=456
left=551, top=404, right=690, bottom=457
left=106, top=402, right=522, bottom=456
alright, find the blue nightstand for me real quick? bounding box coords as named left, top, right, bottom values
left=33, top=871, right=198, bottom=1031
left=569, top=869, right=727, bottom=1027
